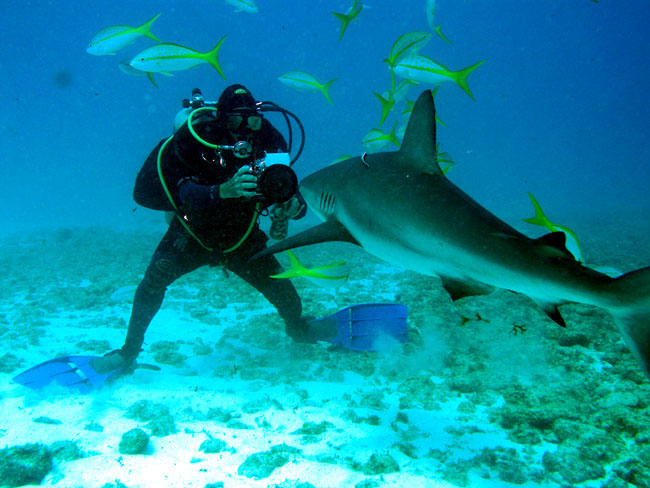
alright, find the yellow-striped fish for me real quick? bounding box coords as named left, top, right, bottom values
left=384, top=31, right=432, bottom=69
left=225, top=0, right=259, bottom=13
left=362, top=123, right=400, bottom=153
left=332, top=0, right=363, bottom=41
left=523, top=193, right=583, bottom=262
left=130, top=38, right=226, bottom=79
left=271, top=250, right=349, bottom=288
left=87, top=12, right=162, bottom=56
left=118, top=59, right=164, bottom=87
left=331, top=154, right=354, bottom=165
left=278, top=71, right=337, bottom=104
left=394, top=54, right=485, bottom=100
left=374, top=79, right=417, bottom=125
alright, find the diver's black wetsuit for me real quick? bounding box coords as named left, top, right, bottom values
left=121, top=113, right=307, bottom=362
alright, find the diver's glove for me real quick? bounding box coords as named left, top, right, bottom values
left=270, top=197, right=304, bottom=240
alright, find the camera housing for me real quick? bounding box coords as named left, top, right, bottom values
left=248, top=155, right=298, bottom=203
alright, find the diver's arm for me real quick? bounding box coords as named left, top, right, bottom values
left=177, top=167, right=257, bottom=209
left=177, top=179, right=221, bottom=210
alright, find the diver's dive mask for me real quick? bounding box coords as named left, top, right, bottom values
left=227, top=109, right=262, bottom=132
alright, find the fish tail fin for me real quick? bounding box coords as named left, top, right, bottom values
left=522, top=193, right=554, bottom=230
left=452, top=59, right=486, bottom=100
left=607, top=266, right=650, bottom=378
left=332, top=12, right=351, bottom=41
left=138, top=12, right=162, bottom=42
left=270, top=250, right=348, bottom=285
left=374, top=92, right=394, bottom=125
left=204, top=37, right=227, bottom=80
left=270, top=251, right=305, bottom=279
left=285, top=250, right=304, bottom=271
left=388, top=120, right=401, bottom=148
left=320, top=78, right=338, bottom=104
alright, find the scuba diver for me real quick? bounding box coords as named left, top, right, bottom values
left=91, top=84, right=312, bottom=374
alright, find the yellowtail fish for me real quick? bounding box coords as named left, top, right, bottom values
left=110, top=285, right=137, bottom=302
left=523, top=193, right=583, bottom=263
left=332, top=0, right=363, bottom=42
left=118, top=59, right=172, bottom=88
left=384, top=31, right=432, bottom=69
left=374, top=92, right=396, bottom=126
left=225, top=0, right=259, bottom=13
left=130, top=38, right=227, bottom=79
left=278, top=71, right=337, bottom=104
left=394, top=54, right=485, bottom=100
left=87, top=12, right=162, bottom=56
left=331, top=154, right=354, bottom=165
left=271, top=250, right=349, bottom=288
left=436, top=142, right=455, bottom=175
left=522, top=193, right=620, bottom=277
left=362, top=123, right=400, bottom=153
left=374, top=79, right=417, bottom=125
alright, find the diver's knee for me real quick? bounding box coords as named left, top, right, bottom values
left=141, top=258, right=175, bottom=294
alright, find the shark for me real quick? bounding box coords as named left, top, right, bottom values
left=257, top=90, right=650, bottom=379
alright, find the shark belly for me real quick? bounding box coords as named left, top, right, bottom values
left=333, top=189, right=610, bottom=310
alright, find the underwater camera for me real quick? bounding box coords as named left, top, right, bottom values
left=247, top=153, right=298, bottom=204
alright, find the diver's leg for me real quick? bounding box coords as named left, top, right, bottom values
left=226, top=230, right=310, bottom=341
left=119, top=257, right=175, bottom=361
left=120, top=230, right=210, bottom=360
left=92, top=225, right=207, bottom=373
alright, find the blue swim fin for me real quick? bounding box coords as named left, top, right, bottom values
left=13, top=355, right=132, bottom=393
left=308, top=303, right=409, bottom=351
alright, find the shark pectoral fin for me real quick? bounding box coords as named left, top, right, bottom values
left=251, top=220, right=359, bottom=261
left=545, top=306, right=567, bottom=328
left=439, top=276, right=494, bottom=301
left=526, top=297, right=567, bottom=328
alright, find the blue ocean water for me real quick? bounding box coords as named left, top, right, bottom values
left=0, top=0, right=648, bottom=235
left=2, top=2, right=650, bottom=487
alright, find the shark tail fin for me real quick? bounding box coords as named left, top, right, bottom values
left=205, top=37, right=227, bottom=80
left=608, top=266, right=650, bottom=378
left=138, top=12, right=162, bottom=42
left=452, top=59, right=486, bottom=101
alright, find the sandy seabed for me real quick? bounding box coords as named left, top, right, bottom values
left=1, top=216, right=649, bottom=488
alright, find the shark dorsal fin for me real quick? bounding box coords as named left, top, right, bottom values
left=399, top=90, right=442, bottom=176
